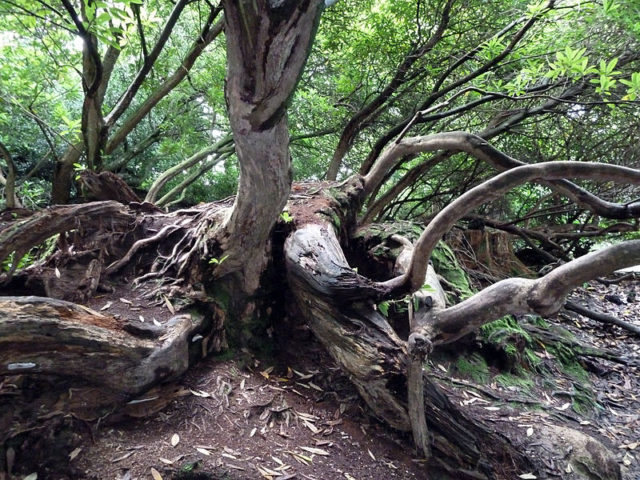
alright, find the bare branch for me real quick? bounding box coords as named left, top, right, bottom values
left=374, top=158, right=640, bottom=295
left=105, top=8, right=224, bottom=154
left=423, top=240, right=640, bottom=346
left=324, top=0, right=454, bottom=180
left=364, top=131, right=640, bottom=220
left=104, top=0, right=190, bottom=128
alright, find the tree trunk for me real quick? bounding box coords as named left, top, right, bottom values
left=284, top=222, right=531, bottom=477
left=51, top=142, right=83, bottom=205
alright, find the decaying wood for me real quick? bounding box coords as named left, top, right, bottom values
left=77, top=170, right=141, bottom=204
left=0, top=296, right=202, bottom=395
left=285, top=223, right=531, bottom=476
left=0, top=201, right=134, bottom=280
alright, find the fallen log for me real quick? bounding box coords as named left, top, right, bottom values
left=0, top=296, right=201, bottom=395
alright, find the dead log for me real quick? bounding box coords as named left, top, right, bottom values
left=0, top=296, right=203, bottom=395
left=564, top=300, right=640, bottom=337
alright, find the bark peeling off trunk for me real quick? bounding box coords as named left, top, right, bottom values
left=285, top=223, right=409, bottom=430
left=0, top=296, right=199, bottom=395
left=285, top=223, right=531, bottom=475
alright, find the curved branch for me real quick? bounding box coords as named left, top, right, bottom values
left=376, top=160, right=640, bottom=295
left=156, top=151, right=233, bottom=207
left=424, top=240, right=640, bottom=346
left=144, top=135, right=233, bottom=203
left=0, top=201, right=133, bottom=279
left=364, top=131, right=640, bottom=219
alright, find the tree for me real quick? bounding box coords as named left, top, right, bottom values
left=2, top=0, right=640, bottom=477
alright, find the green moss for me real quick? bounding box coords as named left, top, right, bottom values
left=455, top=353, right=490, bottom=383
left=530, top=316, right=550, bottom=328
left=495, top=372, right=534, bottom=391
left=431, top=242, right=473, bottom=301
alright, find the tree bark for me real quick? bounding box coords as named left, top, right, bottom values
left=216, top=0, right=323, bottom=295
left=0, top=140, right=21, bottom=208
left=0, top=296, right=200, bottom=394
left=284, top=222, right=531, bottom=476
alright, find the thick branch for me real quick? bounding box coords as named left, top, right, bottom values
left=424, top=240, right=640, bottom=346
left=364, top=131, right=640, bottom=219
left=0, top=201, right=133, bottom=278
left=218, top=0, right=323, bottom=291
left=60, top=0, right=102, bottom=94
left=373, top=159, right=640, bottom=295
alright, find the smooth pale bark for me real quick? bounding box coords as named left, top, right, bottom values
left=217, top=0, right=323, bottom=292
left=368, top=152, right=640, bottom=294
left=420, top=240, right=640, bottom=346
left=156, top=151, right=233, bottom=207
left=391, top=234, right=447, bottom=459
left=364, top=132, right=640, bottom=220
left=145, top=136, right=233, bottom=203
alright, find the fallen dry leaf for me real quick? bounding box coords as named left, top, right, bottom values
left=69, top=447, right=82, bottom=461
left=170, top=433, right=180, bottom=447
left=150, top=467, right=163, bottom=480
left=163, top=295, right=175, bottom=314
left=300, top=446, right=329, bottom=456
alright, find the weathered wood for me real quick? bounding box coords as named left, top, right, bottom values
left=285, top=223, right=531, bottom=476
left=392, top=233, right=447, bottom=459
left=0, top=201, right=134, bottom=279
left=0, top=296, right=200, bottom=395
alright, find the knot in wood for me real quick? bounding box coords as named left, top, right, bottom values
left=408, top=332, right=432, bottom=356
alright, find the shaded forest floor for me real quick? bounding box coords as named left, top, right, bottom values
left=1, top=277, right=639, bottom=480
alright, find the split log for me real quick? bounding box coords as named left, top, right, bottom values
left=285, top=223, right=531, bottom=477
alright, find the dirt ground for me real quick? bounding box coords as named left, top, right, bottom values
left=1, top=277, right=639, bottom=480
